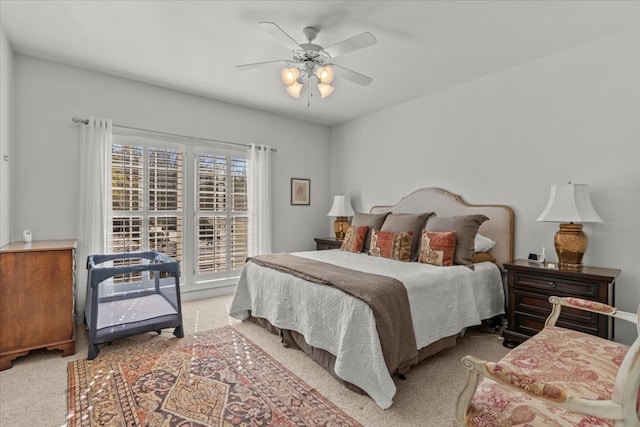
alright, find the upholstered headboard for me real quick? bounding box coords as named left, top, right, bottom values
left=370, top=188, right=514, bottom=269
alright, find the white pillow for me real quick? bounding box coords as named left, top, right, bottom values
left=474, top=233, right=496, bottom=253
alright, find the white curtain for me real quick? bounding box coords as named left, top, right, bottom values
left=247, top=144, right=272, bottom=256
left=78, top=117, right=112, bottom=277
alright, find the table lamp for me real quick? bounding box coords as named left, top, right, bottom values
left=327, top=195, right=354, bottom=239
left=536, top=183, right=603, bottom=269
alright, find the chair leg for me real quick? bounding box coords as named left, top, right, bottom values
left=455, top=358, right=482, bottom=426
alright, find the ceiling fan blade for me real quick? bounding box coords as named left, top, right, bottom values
left=322, top=32, right=377, bottom=59
left=235, top=59, right=292, bottom=71
left=258, top=22, right=302, bottom=52
left=332, top=64, right=373, bottom=86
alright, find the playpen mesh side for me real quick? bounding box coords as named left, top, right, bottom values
left=85, top=251, right=182, bottom=333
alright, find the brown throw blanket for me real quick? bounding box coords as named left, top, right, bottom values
left=248, top=253, right=419, bottom=375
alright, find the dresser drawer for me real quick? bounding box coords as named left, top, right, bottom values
left=514, top=290, right=599, bottom=334
left=513, top=310, right=599, bottom=337
left=317, top=242, right=338, bottom=250
left=314, top=238, right=343, bottom=251
left=512, top=272, right=599, bottom=298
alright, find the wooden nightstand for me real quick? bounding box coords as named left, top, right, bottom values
left=314, top=237, right=343, bottom=250
left=502, top=259, right=620, bottom=348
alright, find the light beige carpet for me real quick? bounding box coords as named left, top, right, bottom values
left=0, top=295, right=509, bottom=426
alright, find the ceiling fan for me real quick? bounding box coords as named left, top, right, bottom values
left=236, top=22, right=377, bottom=101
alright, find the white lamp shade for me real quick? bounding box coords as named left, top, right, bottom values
left=281, top=67, right=300, bottom=86
left=536, top=183, right=603, bottom=223
left=315, top=65, right=335, bottom=84
left=285, top=80, right=303, bottom=98
left=327, top=195, right=354, bottom=217
left=317, top=83, right=334, bottom=98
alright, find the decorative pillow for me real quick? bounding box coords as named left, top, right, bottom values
left=351, top=212, right=390, bottom=252
left=418, top=231, right=456, bottom=266
left=474, top=233, right=496, bottom=253
left=340, top=226, right=369, bottom=253
left=368, top=230, right=413, bottom=262
left=472, top=252, right=497, bottom=263
left=425, top=214, right=489, bottom=269
left=380, top=212, right=434, bottom=261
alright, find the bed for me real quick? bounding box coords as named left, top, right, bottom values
left=229, top=188, right=514, bottom=409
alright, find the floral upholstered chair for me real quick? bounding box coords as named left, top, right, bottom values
left=455, top=296, right=640, bottom=427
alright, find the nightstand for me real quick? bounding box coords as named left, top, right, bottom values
left=502, top=259, right=620, bottom=348
left=314, top=237, right=343, bottom=250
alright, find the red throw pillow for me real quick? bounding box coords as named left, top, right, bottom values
left=368, top=230, right=413, bottom=262
left=418, top=231, right=456, bottom=266
left=340, top=226, right=369, bottom=253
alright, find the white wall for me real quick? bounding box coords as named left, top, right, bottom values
left=0, top=25, right=12, bottom=247
left=331, top=28, right=640, bottom=344
left=12, top=54, right=331, bottom=310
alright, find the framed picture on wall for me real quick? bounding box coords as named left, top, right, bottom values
left=291, top=178, right=310, bottom=205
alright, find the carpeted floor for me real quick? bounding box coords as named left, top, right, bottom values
left=0, top=294, right=509, bottom=426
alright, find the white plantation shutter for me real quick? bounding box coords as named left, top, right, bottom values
left=111, top=143, right=144, bottom=255
left=108, top=132, right=248, bottom=286
left=195, top=152, right=248, bottom=277
left=148, top=147, right=183, bottom=263
left=230, top=156, right=249, bottom=267
left=109, top=138, right=184, bottom=283
left=109, top=132, right=250, bottom=287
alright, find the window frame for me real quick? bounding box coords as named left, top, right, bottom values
left=109, top=130, right=249, bottom=291
left=194, top=148, right=249, bottom=282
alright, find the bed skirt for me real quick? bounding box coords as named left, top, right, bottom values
left=248, top=315, right=460, bottom=395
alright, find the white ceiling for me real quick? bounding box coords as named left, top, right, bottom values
left=1, top=1, right=639, bottom=126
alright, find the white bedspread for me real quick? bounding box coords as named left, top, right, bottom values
left=229, top=250, right=504, bottom=409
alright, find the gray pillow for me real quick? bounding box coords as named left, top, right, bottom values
left=352, top=212, right=390, bottom=252
left=381, top=212, right=434, bottom=261
left=425, top=214, right=489, bottom=269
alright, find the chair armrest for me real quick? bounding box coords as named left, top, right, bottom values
left=461, top=356, right=567, bottom=404
left=545, top=296, right=638, bottom=328
left=458, top=355, right=626, bottom=422
left=483, top=360, right=567, bottom=403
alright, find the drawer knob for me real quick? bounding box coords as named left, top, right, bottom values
left=549, top=281, right=557, bottom=288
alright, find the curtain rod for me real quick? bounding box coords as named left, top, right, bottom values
left=71, top=117, right=276, bottom=152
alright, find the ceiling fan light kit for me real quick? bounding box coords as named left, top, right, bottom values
left=317, top=82, right=334, bottom=98
left=285, top=80, right=304, bottom=98
left=281, top=63, right=335, bottom=99
left=237, top=22, right=376, bottom=104
left=280, top=67, right=300, bottom=86
left=315, top=65, right=334, bottom=84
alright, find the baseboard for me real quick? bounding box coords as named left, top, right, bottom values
left=180, top=284, right=235, bottom=302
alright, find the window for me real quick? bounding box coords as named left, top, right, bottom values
left=195, top=152, right=248, bottom=279
left=109, top=133, right=248, bottom=287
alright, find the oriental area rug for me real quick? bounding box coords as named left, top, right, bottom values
left=67, top=326, right=361, bottom=426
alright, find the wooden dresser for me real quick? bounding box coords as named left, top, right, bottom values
left=502, top=259, right=619, bottom=348
left=0, top=240, right=77, bottom=370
